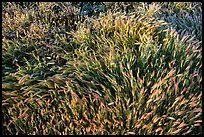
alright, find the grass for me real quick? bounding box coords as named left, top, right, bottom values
left=2, top=2, right=202, bottom=135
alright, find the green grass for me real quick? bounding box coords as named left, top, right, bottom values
left=2, top=2, right=202, bottom=135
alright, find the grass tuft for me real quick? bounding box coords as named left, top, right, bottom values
left=2, top=2, right=202, bottom=135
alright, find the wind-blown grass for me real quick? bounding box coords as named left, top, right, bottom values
left=2, top=2, right=202, bottom=135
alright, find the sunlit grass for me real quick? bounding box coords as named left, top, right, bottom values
left=2, top=2, right=202, bottom=135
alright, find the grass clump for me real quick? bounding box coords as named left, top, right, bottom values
left=2, top=2, right=202, bottom=135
